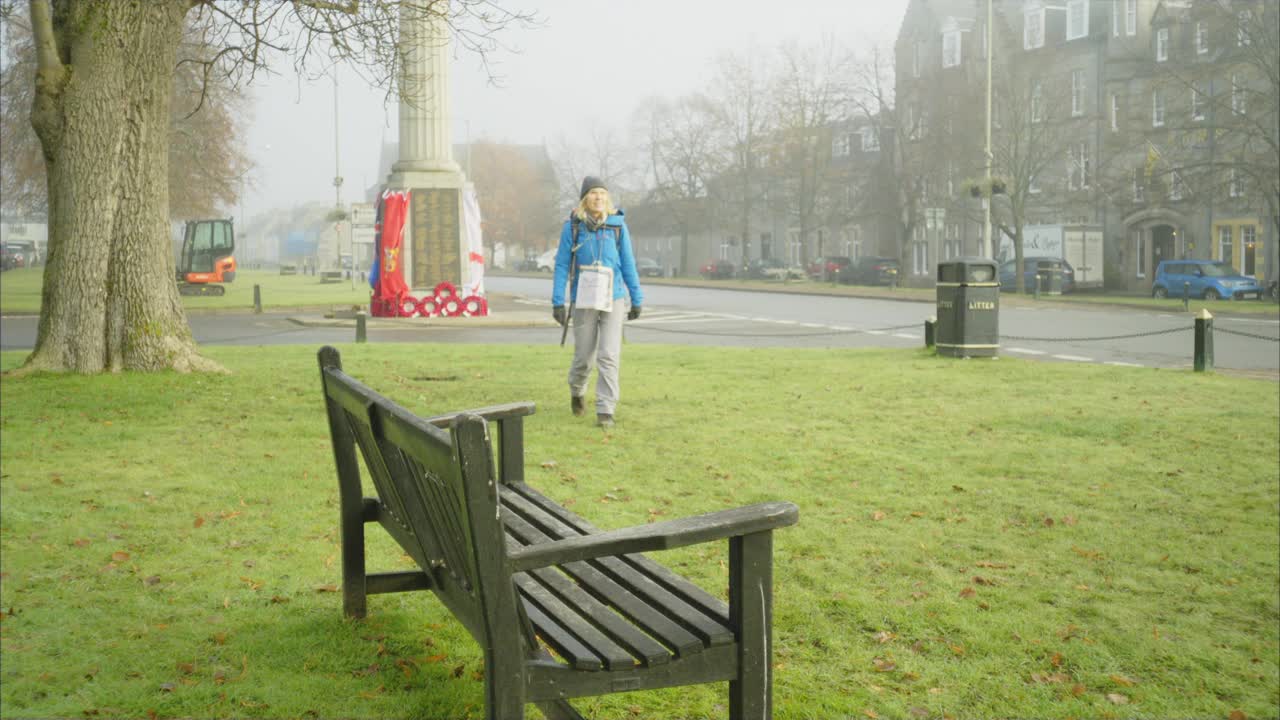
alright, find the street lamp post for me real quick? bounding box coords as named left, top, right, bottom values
left=982, top=0, right=994, bottom=259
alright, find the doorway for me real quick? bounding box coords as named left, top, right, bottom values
left=1151, top=225, right=1176, bottom=270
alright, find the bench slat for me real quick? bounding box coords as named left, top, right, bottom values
left=505, top=537, right=672, bottom=668
left=511, top=483, right=733, bottom=629
left=515, top=573, right=637, bottom=671
left=522, top=602, right=604, bottom=672
left=502, top=493, right=712, bottom=656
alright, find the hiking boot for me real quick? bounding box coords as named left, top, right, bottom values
left=571, top=396, right=585, bottom=416
left=596, top=413, right=614, bottom=429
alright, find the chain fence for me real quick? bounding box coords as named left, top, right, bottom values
left=1217, top=326, right=1280, bottom=343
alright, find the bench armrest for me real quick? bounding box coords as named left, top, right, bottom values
left=422, top=402, right=536, bottom=428
left=507, top=501, right=798, bottom=573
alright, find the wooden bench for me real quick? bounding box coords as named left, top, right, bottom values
left=317, top=346, right=799, bottom=719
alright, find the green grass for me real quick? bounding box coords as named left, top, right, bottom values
left=0, top=268, right=372, bottom=313
left=2, top=344, right=1277, bottom=719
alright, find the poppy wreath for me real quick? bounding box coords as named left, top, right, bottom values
left=419, top=296, right=441, bottom=317
left=440, top=294, right=464, bottom=317
left=433, top=281, right=459, bottom=302
left=399, top=295, right=421, bottom=317
left=461, top=295, right=488, bottom=317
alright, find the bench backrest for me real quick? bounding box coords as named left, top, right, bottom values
left=318, top=347, right=524, bottom=648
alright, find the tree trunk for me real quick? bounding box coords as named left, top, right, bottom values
left=22, top=1, right=221, bottom=374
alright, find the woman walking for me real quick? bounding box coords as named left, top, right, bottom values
left=551, top=176, right=643, bottom=428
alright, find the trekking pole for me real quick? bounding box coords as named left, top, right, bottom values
left=560, top=251, right=578, bottom=347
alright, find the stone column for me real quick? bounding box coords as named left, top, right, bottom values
left=386, top=2, right=468, bottom=292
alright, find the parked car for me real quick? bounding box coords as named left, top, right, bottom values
left=0, top=244, right=20, bottom=271
left=1151, top=260, right=1264, bottom=300
left=745, top=257, right=805, bottom=281
left=536, top=249, right=556, bottom=272
left=636, top=257, right=664, bottom=277
left=700, top=259, right=736, bottom=279
left=808, top=256, right=852, bottom=280
left=838, top=257, right=900, bottom=286
left=514, top=257, right=540, bottom=272
left=998, top=256, right=1076, bottom=293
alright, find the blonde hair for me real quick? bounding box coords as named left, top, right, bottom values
left=573, top=191, right=617, bottom=223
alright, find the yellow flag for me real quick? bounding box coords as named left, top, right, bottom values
left=1144, top=142, right=1160, bottom=180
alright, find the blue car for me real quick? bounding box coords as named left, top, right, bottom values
left=998, top=257, right=1075, bottom=293
left=1152, top=260, right=1264, bottom=300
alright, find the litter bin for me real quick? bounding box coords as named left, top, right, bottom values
left=935, top=257, right=999, bottom=358
left=1035, top=259, right=1064, bottom=295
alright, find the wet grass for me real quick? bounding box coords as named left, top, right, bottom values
left=1, top=344, right=1277, bottom=719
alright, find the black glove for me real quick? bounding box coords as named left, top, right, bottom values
left=552, top=305, right=567, bottom=326
left=627, top=305, right=641, bottom=321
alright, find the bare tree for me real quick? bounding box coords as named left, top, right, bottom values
left=467, top=141, right=557, bottom=261
left=1, top=15, right=253, bottom=219
left=639, top=93, right=723, bottom=276
left=9, top=0, right=532, bottom=374
left=705, top=45, right=773, bottom=272
left=769, top=39, right=852, bottom=271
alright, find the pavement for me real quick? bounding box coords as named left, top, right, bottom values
left=287, top=292, right=555, bottom=329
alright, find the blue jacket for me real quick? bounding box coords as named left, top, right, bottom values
left=551, top=211, right=644, bottom=308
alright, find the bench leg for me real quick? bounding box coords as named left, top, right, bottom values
left=340, top=497, right=377, bottom=619
left=729, top=531, right=774, bottom=720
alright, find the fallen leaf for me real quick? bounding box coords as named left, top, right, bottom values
left=1110, top=674, right=1136, bottom=687
left=540, top=461, right=558, bottom=469
left=862, top=710, right=879, bottom=719
left=451, top=663, right=466, bottom=678
left=1043, top=517, right=1055, bottom=527
left=959, top=587, right=976, bottom=598
left=1070, top=683, right=1086, bottom=697
left=1229, top=710, right=1248, bottom=720
left=143, top=576, right=161, bottom=587
left=972, top=575, right=997, bottom=586
left=1050, top=652, right=1063, bottom=667
left=313, top=584, right=339, bottom=593
left=1106, top=692, right=1128, bottom=705
left=211, top=632, right=227, bottom=645
left=73, top=538, right=91, bottom=547
left=952, top=485, right=965, bottom=492
left=424, top=654, right=447, bottom=663
left=159, top=683, right=175, bottom=693
left=872, top=657, right=896, bottom=672
left=194, top=516, right=205, bottom=529
left=111, top=551, right=130, bottom=562
left=873, top=631, right=896, bottom=644
left=871, top=511, right=887, bottom=521
left=358, top=684, right=386, bottom=699
left=270, top=595, right=290, bottom=604
left=975, top=561, right=1009, bottom=569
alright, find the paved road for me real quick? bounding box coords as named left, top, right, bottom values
left=2, top=277, right=1276, bottom=374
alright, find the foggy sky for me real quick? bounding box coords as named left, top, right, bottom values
left=244, top=1, right=909, bottom=221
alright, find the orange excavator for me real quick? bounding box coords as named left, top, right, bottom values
left=177, top=218, right=237, bottom=296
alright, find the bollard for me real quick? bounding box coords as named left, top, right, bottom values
left=253, top=284, right=262, bottom=314
left=924, top=316, right=936, bottom=348
left=355, top=311, right=367, bottom=344
left=1193, top=308, right=1213, bottom=372
left=1183, top=281, right=1191, bottom=311
left=1034, top=273, right=1041, bottom=301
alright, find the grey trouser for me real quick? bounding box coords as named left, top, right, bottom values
left=569, top=299, right=629, bottom=415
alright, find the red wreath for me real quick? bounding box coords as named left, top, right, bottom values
left=461, top=295, right=488, bottom=316
left=433, top=281, right=459, bottom=301
left=441, top=296, right=463, bottom=317
left=420, top=297, right=440, bottom=317
left=399, top=295, right=420, bottom=317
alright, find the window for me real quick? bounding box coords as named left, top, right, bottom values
left=860, top=126, right=880, bottom=152
left=1192, top=85, right=1205, bottom=121
left=1125, top=0, right=1137, bottom=36
left=1031, top=79, right=1044, bottom=122
left=1156, top=27, right=1169, bottom=62
left=1066, top=0, right=1089, bottom=41
left=1112, top=0, right=1120, bottom=37
left=912, top=42, right=921, bottom=78
left=833, top=133, right=852, bottom=158
left=1243, top=225, right=1258, bottom=275
left=1025, top=8, right=1045, bottom=49
left=1071, top=69, right=1086, bottom=116
left=1231, top=74, right=1245, bottom=115
left=1029, top=173, right=1041, bottom=194
left=1133, top=168, right=1145, bottom=203
left=1136, top=231, right=1146, bottom=277
left=1218, top=225, right=1233, bottom=263
left=1152, top=89, right=1165, bottom=127
left=1229, top=168, right=1244, bottom=198
left=1237, top=10, right=1251, bottom=47
left=942, top=31, right=961, bottom=68
left=912, top=240, right=929, bottom=276
left=1196, top=21, right=1209, bottom=54
left=1068, top=143, right=1090, bottom=190
left=1169, top=171, right=1185, bottom=201
left=1110, top=93, right=1120, bottom=131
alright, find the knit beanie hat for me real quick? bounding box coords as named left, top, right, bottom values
left=579, top=176, right=607, bottom=199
